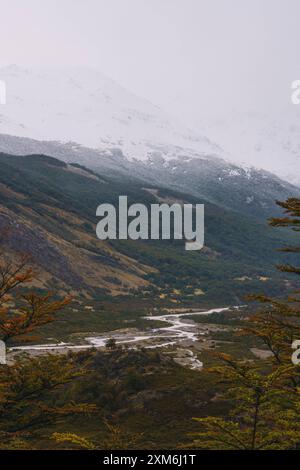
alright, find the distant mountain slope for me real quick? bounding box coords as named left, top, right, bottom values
left=127, top=152, right=300, bottom=221
left=0, top=133, right=298, bottom=222
left=0, top=153, right=154, bottom=297
left=0, top=152, right=297, bottom=304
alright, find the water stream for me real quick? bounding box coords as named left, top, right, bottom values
left=11, top=306, right=234, bottom=356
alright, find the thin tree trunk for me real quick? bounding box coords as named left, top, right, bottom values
left=251, top=392, right=260, bottom=450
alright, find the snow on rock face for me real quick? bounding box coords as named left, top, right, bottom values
left=0, top=65, right=220, bottom=162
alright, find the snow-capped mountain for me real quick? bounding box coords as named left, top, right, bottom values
left=0, top=65, right=220, bottom=161
left=0, top=65, right=299, bottom=191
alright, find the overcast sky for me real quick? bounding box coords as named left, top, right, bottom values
left=0, top=0, right=299, bottom=125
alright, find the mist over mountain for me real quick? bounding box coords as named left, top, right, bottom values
left=0, top=65, right=221, bottom=162
left=197, top=109, right=300, bottom=186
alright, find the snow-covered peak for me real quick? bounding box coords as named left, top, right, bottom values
left=0, top=65, right=220, bottom=161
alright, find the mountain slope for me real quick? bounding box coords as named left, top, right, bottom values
left=0, top=152, right=297, bottom=305
left=0, top=153, right=154, bottom=296
left=0, top=133, right=298, bottom=222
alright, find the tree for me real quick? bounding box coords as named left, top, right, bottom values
left=0, top=243, right=71, bottom=345
left=105, top=338, right=117, bottom=350
left=270, top=198, right=300, bottom=277
left=191, top=354, right=300, bottom=450
left=53, top=420, right=143, bottom=450
left=0, top=353, right=96, bottom=449
left=0, top=235, right=95, bottom=449
left=242, top=198, right=300, bottom=378
left=192, top=198, right=300, bottom=450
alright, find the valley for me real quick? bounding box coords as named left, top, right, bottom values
left=10, top=306, right=240, bottom=371
left=0, top=7, right=299, bottom=452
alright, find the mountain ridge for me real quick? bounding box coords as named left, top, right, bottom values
left=0, top=132, right=298, bottom=222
